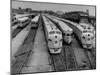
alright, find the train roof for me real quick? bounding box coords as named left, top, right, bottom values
left=53, top=15, right=85, bottom=32
left=59, top=21, right=73, bottom=31
left=44, top=16, right=59, bottom=30
left=52, top=18, right=73, bottom=32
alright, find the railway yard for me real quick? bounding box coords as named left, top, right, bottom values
left=11, top=13, right=96, bottom=75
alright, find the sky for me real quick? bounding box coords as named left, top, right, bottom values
left=12, top=0, right=96, bottom=16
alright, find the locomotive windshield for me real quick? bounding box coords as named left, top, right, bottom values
left=49, top=31, right=55, bottom=34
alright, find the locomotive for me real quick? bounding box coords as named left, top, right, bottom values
left=42, top=16, right=63, bottom=54
left=31, top=15, right=40, bottom=29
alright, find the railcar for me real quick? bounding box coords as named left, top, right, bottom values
left=17, top=17, right=29, bottom=28
left=31, top=15, right=40, bottom=29
left=42, top=16, right=62, bottom=54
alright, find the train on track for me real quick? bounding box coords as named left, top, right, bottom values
left=47, top=15, right=73, bottom=44
left=17, top=16, right=30, bottom=28
left=12, top=13, right=35, bottom=22
left=12, top=16, right=30, bottom=32
left=79, top=16, right=95, bottom=49
left=31, top=15, right=40, bottom=29
left=42, top=16, right=63, bottom=54
left=53, top=15, right=95, bottom=49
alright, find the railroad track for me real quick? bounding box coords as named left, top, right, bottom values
left=63, top=46, right=78, bottom=70
left=22, top=29, right=36, bottom=45
left=49, top=45, right=78, bottom=71
left=70, top=35, right=94, bottom=70
left=12, top=26, right=37, bottom=58
left=83, top=49, right=96, bottom=69
left=72, top=34, right=95, bottom=69
left=11, top=45, right=33, bottom=75
left=50, top=49, right=66, bottom=72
